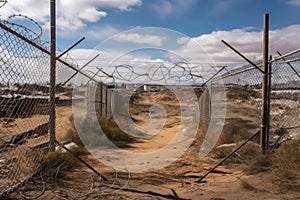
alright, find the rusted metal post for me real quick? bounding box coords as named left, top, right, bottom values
left=261, top=14, right=270, bottom=155
left=49, top=0, right=56, bottom=152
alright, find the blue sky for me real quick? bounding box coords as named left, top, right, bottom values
left=63, top=0, right=300, bottom=49
left=1, top=1, right=300, bottom=47
left=1, top=0, right=300, bottom=82
left=94, top=0, right=299, bottom=36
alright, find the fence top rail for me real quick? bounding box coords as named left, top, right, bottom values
left=212, top=63, right=261, bottom=81
left=270, top=48, right=300, bottom=63
left=279, top=56, right=300, bottom=64
left=213, top=47, right=300, bottom=81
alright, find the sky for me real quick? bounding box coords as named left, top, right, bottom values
left=1, top=0, right=300, bottom=83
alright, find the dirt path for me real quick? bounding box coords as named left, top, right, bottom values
left=128, top=111, right=180, bottom=153
left=8, top=96, right=300, bottom=199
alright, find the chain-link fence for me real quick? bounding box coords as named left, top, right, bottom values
left=87, top=83, right=112, bottom=119
left=0, top=19, right=50, bottom=195
left=0, top=14, right=83, bottom=195
left=1, top=5, right=299, bottom=197
left=213, top=50, right=300, bottom=148
left=269, top=50, right=300, bottom=148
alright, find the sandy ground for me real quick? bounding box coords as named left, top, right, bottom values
left=7, top=91, right=300, bottom=199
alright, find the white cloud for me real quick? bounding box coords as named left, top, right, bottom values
left=150, top=0, right=197, bottom=18
left=65, top=25, right=300, bottom=83
left=0, top=0, right=142, bottom=30
left=172, top=25, right=300, bottom=66
left=0, top=1, right=49, bottom=22
left=288, top=0, right=300, bottom=6
left=57, top=25, right=120, bottom=42
left=85, top=26, right=120, bottom=41
left=114, top=33, right=166, bottom=46
left=95, top=0, right=142, bottom=11
left=177, top=37, right=190, bottom=45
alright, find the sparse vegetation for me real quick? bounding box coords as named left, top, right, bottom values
left=42, top=147, right=79, bottom=171
left=42, top=115, right=138, bottom=172
left=246, top=155, right=273, bottom=175
left=226, top=87, right=260, bottom=101
left=216, top=119, right=257, bottom=146
left=270, top=140, right=300, bottom=192
left=239, top=178, right=256, bottom=191
left=210, top=145, right=236, bottom=159
left=74, top=117, right=137, bottom=148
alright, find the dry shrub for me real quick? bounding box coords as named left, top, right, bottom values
left=216, top=118, right=257, bottom=145
left=270, top=140, right=300, bottom=192
left=238, top=142, right=261, bottom=159
left=245, top=155, right=273, bottom=175
left=42, top=148, right=78, bottom=172
left=226, top=87, right=260, bottom=101
left=67, top=116, right=139, bottom=149
left=210, top=145, right=236, bottom=159
left=210, top=142, right=262, bottom=165
left=273, top=139, right=300, bottom=165
left=74, top=117, right=140, bottom=149
left=241, top=140, right=300, bottom=191
left=41, top=116, right=90, bottom=172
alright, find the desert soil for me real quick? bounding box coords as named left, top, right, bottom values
left=8, top=92, right=300, bottom=200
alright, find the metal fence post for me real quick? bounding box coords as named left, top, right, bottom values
left=260, top=14, right=270, bottom=154
left=266, top=55, right=272, bottom=149
left=49, top=0, right=56, bottom=152
left=105, top=86, right=108, bottom=118
left=100, top=83, right=103, bottom=118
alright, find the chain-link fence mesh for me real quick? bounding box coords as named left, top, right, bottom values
left=213, top=51, right=300, bottom=147
left=1, top=4, right=299, bottom=197
left=209, top=64, right=262, bottom=147
left=0, top=19, right=50, bottom=195
left=269, top=51, right=300, bottom=148
left=0, top=12, right=84, bottom=196
left=86, top=83, right=112, bottom=119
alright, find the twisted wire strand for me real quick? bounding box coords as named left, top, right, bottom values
left=94, top=62, right=212, bottom=85
left=0, top=0, right=7, bottom=9
left=7, top=14, right=43, bottom=41
left=52, top=162, right=95, bottom=199
left=4, top=14, right=43, bottom=42
left=19, top=171, right=46, bottom=200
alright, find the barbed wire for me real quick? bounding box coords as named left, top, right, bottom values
left=91, top=62, right=224, bottom=85
left=0, top=0, right=7, bottom=9
left=0, top=0, right=43, bottom=42
left=1, top=0, right=299, bottom=198
left=6, top=14, right=43, bottom=42
left=0, top=2, right=80, bottom=198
